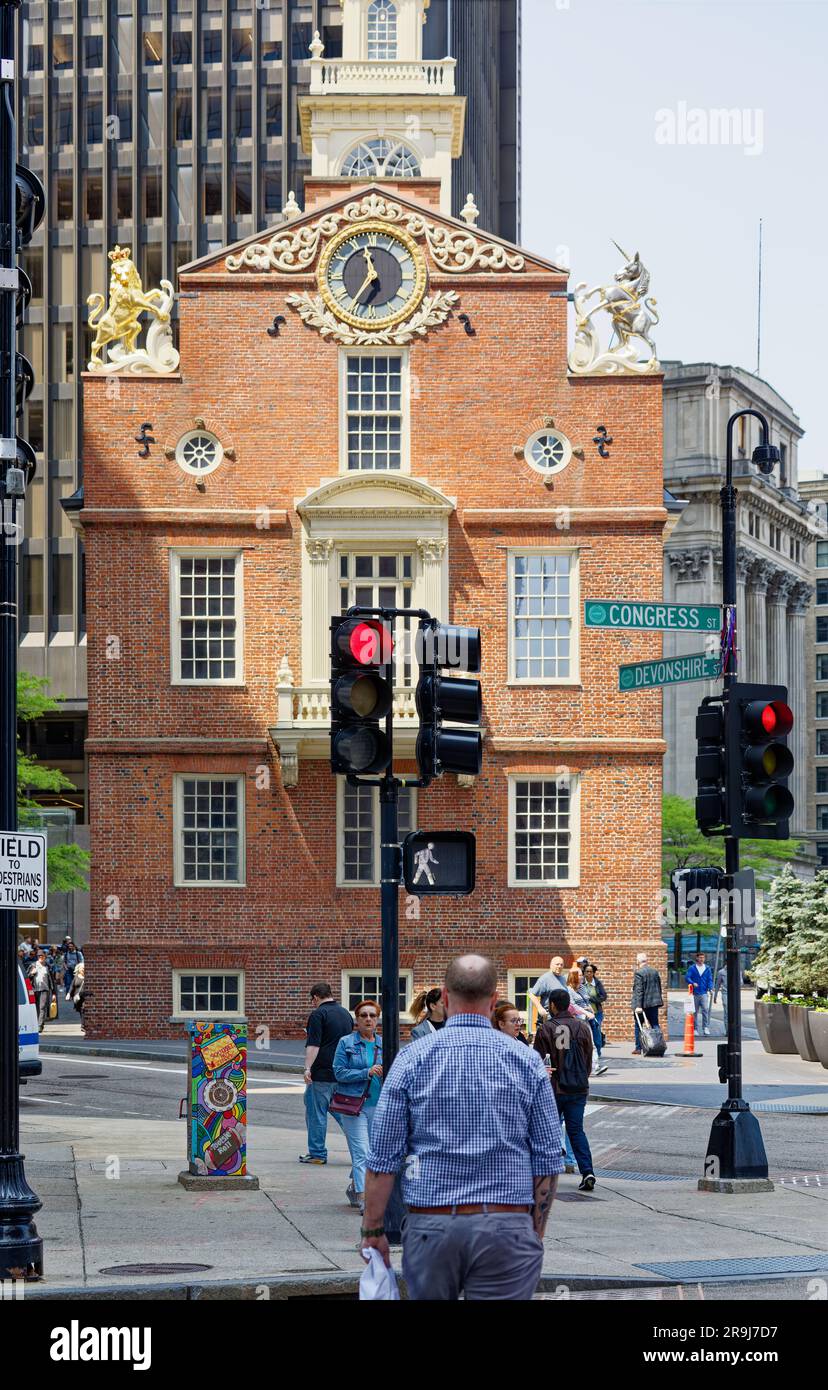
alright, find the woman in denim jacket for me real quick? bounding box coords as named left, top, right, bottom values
left=332, top=1000, right=383, bottom=1214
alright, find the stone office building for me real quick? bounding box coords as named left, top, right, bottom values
left=77, top=0, right=667, bottom=1040
left=662, top=361, right=812, bottom=831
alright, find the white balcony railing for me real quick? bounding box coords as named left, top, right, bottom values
left=276, top=685, right=418, bottom=728
left=309, top=57, right=456, bottom=97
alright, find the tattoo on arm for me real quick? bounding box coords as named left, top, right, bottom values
left=532, top=1175, right=558, bottom=1238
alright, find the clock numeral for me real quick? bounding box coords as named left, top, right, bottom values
left=330, top=270, right=344, bottom=281
left=366, top=232, right=379, bottom=247
left=364, top=304, right=377, bottom=320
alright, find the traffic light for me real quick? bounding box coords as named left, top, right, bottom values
left=695, top=699, right=726, bottom=834
left=402, top=831, right=476, bottom=896
left=330, top=616, right=394, bottom=774
left=726, top=681, right=794, bottom=839
left=2, top=162, right=45, bottom=501
left=415, top=623, right=483, bottom=781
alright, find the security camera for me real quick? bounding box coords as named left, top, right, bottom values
left=751, top=443, right=780, bottom=475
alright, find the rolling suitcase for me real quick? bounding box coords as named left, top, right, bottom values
left=635, top=1007, right=666, bottom=1057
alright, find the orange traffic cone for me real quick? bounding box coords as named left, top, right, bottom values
left=682, top=984, right=701, bottom=1058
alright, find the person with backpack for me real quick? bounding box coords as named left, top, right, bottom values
left=533, top=988, right=596, bottom=1193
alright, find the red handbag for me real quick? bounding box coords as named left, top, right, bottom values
left=329, top=1081, right=370, bottom=1117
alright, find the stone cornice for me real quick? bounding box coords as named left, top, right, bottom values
left=85, top=738, right=269, bottom=754
left=492, top=737, right=666, bottom=754
left=76, top=508, right=289, bottom=529
left=461, top=506, right=666, bottom=528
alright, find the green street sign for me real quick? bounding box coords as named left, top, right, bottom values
left=585, top=601, right=721, bottom=633
left=618, top=652, right=720, bottom=691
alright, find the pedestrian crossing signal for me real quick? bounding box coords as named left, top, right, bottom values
left=402, top=831, right=476, bottom=896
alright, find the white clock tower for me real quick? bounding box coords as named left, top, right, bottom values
left=298, top=0, right=466, bottom=215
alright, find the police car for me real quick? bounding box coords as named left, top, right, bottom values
left=18, top=963, right=41, bottom=1082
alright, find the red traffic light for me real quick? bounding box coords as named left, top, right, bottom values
left=746, top=700, right=793, bottom=739
left=334, top=618, right=393, bottom=667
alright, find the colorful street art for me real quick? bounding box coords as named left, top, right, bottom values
left=187, top=1020, right=248, bottom=1177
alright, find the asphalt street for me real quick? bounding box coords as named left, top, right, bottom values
left=21, top=1054, right=828, bottom=1187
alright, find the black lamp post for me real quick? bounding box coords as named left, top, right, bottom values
left=703, top=408, right=777, bottom=1188
left=0, top=0, right=43, bottom=1279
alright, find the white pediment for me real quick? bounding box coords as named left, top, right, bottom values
left=296, top=471, right=455, bottom=520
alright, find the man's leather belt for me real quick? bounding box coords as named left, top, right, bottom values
left=408, top=1203, right=532, bottom=1215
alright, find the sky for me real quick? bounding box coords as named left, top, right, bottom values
left=521, top=0, right=827, bottom=472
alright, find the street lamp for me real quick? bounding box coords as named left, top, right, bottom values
left=702, top=408, right=778, bottom=1191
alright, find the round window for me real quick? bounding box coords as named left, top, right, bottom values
left=175, top=430, right=224, bottom=476
left=525, top=429, right=572, bottom=476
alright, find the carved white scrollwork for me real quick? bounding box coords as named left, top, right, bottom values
left=225, top=194, right=525, bottom=277
left=285, top=288, right=459, bottom=347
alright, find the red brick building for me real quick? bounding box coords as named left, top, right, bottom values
left=78, top=1, right=667, bottom=1041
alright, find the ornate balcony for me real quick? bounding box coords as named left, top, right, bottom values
left=309, top=57, right=456, bottom=97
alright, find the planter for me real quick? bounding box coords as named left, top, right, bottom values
left=809, top=1012, right=828, bottom=1070
left=789, top=1005, right=821, bottom=1062
left=754, top=999, right=797, bottom=1054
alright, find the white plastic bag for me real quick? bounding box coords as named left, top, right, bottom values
left=359, top=1246, right=400, bottom=1300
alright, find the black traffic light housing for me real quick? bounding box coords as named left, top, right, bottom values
left=415, top=622, right=483, bottom=781
left=695, top=699, right=726, bottom=834
left=330, top=615, right=393, bottom=775
left=726, top=681, right=794, bottom=840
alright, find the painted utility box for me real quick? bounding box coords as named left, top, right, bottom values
left=185, top=1020, right=249, bottom=1177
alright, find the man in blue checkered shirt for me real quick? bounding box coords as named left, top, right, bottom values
left=360, top=954, right=564, bottom=1300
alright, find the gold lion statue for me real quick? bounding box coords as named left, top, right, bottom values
left=87, top=246, right=170, bottom=364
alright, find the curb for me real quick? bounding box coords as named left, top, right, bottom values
left=38, top=1041, right=304, bottom=1075
left=9, top=1270, right=749, bottom=1302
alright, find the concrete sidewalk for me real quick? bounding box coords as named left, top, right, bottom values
left=16, top=1104, right=828, bottom=1299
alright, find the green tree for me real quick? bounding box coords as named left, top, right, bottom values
left=662, top=795, right=802, bottom=969
left=747, top=863, right=808, bottom=993
left=780, top=869, right=828, bottom=996
left=16, top=673, right=90, bottom=893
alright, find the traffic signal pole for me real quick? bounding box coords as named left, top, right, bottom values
left=0, top=0, right=43, bottom=1277
left=702, top=409, right=773, bottom=1190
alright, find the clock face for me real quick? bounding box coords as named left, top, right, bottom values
left=318, top=222, right=428, bottom=331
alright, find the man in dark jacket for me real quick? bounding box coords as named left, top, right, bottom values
left=533, top=989, right=596, bottom=1192
left=300, top=982, right=353, bottom=1165
left=631, top=952, right=663, bottom=1054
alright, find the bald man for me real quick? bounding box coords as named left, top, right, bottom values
left=361, top=954, right=563, bottom=1300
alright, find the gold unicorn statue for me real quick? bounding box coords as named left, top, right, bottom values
left=87, top=246, right=173, bottom=367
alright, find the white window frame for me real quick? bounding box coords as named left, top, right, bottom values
left=333, top=545, right=418, bottom=688
left=367, top=0, right=398, bottom=60
left=508, top=773, right=581, bottom=889
left=173, top=773, right=247, bottom=888
left=172, top=968, right=245, bottom=1020
left=336, top=777, right=417, bottom=886
left=507, top=547, right=580, bottom=686
left=338, top=347, right=410, bottom=474
left=340, top=968, right=414, bottom=1023
left=507, top=967, right=549, bottom=1023
left=170, top=549, right=244, bottom=686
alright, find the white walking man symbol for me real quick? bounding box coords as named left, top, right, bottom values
left=412, top=842, right=439, bottom=886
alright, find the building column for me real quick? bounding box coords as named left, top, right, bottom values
left=417, top=537, right=447, bottom=621
left=735, top=546, right=754, bottom=678
left=746, top=559, right=774, bottom=683
left=306, top=537, right=333, bottom=685
left=787, top=582, right=813, bottom=832
left=767, top=571, right=795, bottom=687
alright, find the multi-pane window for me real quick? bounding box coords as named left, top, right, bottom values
left=175, top=775, right=244, bottom=885
left=817, top=617, right=828, bottom=644
left=508, top=971, right=547, bottom=1021
left=345, top=355, right=404, bottom=470
left=817, top=769, right=828, bottom=795
left=817, top=694, right=828, bottom=719
left=510, top=777, right=577, bottom=886
left=817, top=656, right=828, bottom=682
left=341, top=139, right=420, bottom=179
left=818, top=843, right=828, bottom=869
left=175, top=970, right=243, bottom=1016
left=511, top=552, right=574, bottom=681
left=818, top=807, right=828, bottom=833
left=817, top=541, right=828, bottom=569
left=818, top=731, right=828, bottom=756
left=338, top=551, right=414, bottom=684
left=173, top=553, right=241, bottom=683
left=817, top=580, right=828, bottom=605
left=343, top=972, right=411, bottom=1018
left=339, top=781, right=415, bottom=885
left=368, top=0, right=397, bottom=59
